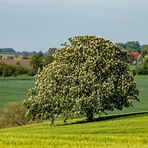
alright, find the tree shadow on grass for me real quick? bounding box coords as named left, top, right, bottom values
left=55, top=111, right=148, bottom=126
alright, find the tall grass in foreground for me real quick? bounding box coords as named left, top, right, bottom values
left=0, top=114, right=148, bottom=147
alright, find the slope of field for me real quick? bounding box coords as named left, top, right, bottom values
left=0, top=114, right=148, bottom=147
left=0, top=76, right=34, bottom=108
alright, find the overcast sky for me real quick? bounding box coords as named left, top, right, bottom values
left=0, top=0, right=148, bottom=52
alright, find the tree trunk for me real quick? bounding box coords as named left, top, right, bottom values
left=86, top=109, right=94, bottom=122
left=50, top=116, right=54, bottom=125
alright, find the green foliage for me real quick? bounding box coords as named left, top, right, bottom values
left=43, top=48, right=56, bottom=65
left=30, top=51, right=44, bottom=73
left=141, top=44, right=148, bottom=57
left=0, top=63, right=15, bottom=77
left=30, top=49, right=56, bottom=75
left=0, top=101, right=35, bottom=128
left=25, top=36, right=139, bottom=122
left=126, top=41, right=141, bottom=52
left=117, top=41, right=141, bottom=52
left=0, top=62, right=29, bottom=77
left=0, top=114, right=148, bottom=147
left=136, top=55, right=148, bottom=74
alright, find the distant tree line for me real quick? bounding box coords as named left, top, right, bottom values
left=0, top=62, right=30, bottom=77
left=0, top=48, right=41, bottom=56
left=0, top=48, right=16, bottom=53
left=116, top=41, right=141, bottom=52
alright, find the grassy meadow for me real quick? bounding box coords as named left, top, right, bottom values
left=0, top=76, right=34, bottom=108
left=0, top=113, right=148, bottom=147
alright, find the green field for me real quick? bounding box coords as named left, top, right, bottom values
left=0, top=76, right=34, bottom=108
left=0, top=113, right=148, bottom=147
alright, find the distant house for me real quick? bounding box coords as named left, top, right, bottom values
left=129, top=52, right=140, bottom=60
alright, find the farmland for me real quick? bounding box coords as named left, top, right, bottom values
left=0, top=113, right=148, bottom=147
left=2, top=60, right=30, bottom=67
left=0, top=53, right=31, bottom=67
left=0, top=76, right=34, bottom=108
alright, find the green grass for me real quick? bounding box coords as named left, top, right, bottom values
left=0, top=113, right=148, bottom=147
left=0, top=76, right=34, bottom=108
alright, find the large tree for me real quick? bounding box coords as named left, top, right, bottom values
left=25, top=36, right=139, bottom=123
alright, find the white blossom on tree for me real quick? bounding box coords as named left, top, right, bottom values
left=24, top=36, right=139, bottom=123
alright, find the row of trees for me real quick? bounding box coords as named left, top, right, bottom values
left=0, top=62, right=29, bottom=77
left=116, top=41, right=141, bottom=52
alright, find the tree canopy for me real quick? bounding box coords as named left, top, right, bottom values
left=25, top=36, right=139, bottom=123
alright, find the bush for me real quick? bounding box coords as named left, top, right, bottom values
left=136, top=55, right=148, bottom=75
left=0, top=62, right=30, bottom=77
left=0, top=101, right=41, bottom=128
left=27, top=68, right=37, bottom=76
left=14, top=65, right=28, bottom=75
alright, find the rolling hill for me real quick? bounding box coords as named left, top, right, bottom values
left=0, top=113, right=148, bottom=147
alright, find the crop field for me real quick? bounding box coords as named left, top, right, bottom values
left=2, top=60, right=30, bottom=67
left=0, top=113, right=148, bottom=147
left=0, top=76, right=34, bottom=108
